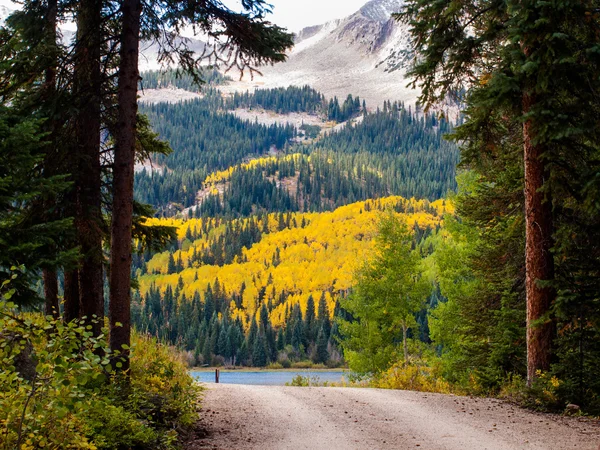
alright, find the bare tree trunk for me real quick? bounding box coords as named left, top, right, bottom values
left=63, top=270, right=80, bottom=322
left=75, top=0, right=104, bottom=337
left=42, top=0, right=59, bottom=321
left=522, top=88, right=555, bottom=385
left=44, top=0, right=57, bottom=91
left=43, top=269, right=59, bottom=319
left=402, top=321, right=409, bottom=368
left=109, top=0, right=142, bottom=372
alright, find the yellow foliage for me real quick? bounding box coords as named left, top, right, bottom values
left=203, top=153, right=305, bottom=187
left=139, top=196, right=450, bottom=328
left=373, top=363, right=463, bottom=395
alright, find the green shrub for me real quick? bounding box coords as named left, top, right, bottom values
left=372, top=363, right=463, bottom=395
left=81, top=401, right=162, bottom=449
left=128, top=333, right=202, bottom=430
left=280, top=359, right=291, bottom=369
left=499, top=372, right=566, bottom=412
left=285, top=374, right=329, bottom=387
left=0, top=273, right=201, bottom=450
left=287, top=374, right=309, bottom=386
left=291, top=360, right=313, bottom=369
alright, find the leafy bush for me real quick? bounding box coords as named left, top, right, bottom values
left=372, top=363, right=461, bottom=395
left=0, top=272, right=201, bottom=450
left=285, top=374, right=327, bottom=387
left=499, top=372, right=566, bottom=412
left=291, top=360, right=313, bottom=369
left=128, top=333, right=202, bottom=431
left=286, top=374, right=311, bottom=387
left=280, top=359, right=291, bottom=369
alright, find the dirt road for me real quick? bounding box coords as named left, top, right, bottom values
left=188, top=384, right=599, bottom=450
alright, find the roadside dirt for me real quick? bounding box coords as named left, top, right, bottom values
left=185, top=384, right=600, bottom=450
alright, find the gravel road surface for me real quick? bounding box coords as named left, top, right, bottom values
left=187, top=384, right=600, bottom=450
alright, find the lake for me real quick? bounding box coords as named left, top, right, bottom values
left=190, top=369, right=348, bottom=386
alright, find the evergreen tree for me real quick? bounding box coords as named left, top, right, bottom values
left=315, top=325, right=329, bottom=364
left=318, top=293, right=331, bottom=338
left=247, top=317, right=258, bottom=355
left=398, top=0, right=600, bottom=386
left=276, top=327, right=285, bottom=351
left=252, top=331, right=268, bottom=367
left=167, top=253, right=177, bottom=274
left=259, top=303, right=269, bottom=331
left=305, top=295, right=316, bottom=341
left=0, top=108, right=74, bottom=305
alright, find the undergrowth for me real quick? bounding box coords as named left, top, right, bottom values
left=0, top=272, right=202, bottom=450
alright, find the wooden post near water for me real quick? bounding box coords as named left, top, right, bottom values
left=215, top=369, right=220, bottom=383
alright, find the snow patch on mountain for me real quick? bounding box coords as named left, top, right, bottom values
left=359, top=0, right=404, bottom=23
left=292, top=20, right=341, bottom=55
left=231, top=108, right=326, bottom=129
left=227, top=0, right=417, bottom=108
left=132, top=0, right=417, bottom=108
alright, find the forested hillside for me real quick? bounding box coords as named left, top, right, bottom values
left=140, top=68, right=231, bottom=91
left=132, top=197, right=451, bottom=367
left=2, top=3, right=599, bottom=449
left=0, top=0, right=296, bottom=447
left=135, top=87, right=458, bottom=216
left=136, top=94, right=296, bottom=211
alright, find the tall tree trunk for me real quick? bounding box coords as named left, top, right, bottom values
left=43, top=269, right=59, bottom=318
left=75, top=0, right=104, bottom=337
left=522, top=88, right=555, bottom=385
left=109, top=0, right=142, bottom=372
left=63, top=270, right=81, bottom=322
left=44, top=0, right=57, bottom=91
left=42, top=0, right=59, bottom=321
left=402, top=321, right=409, bottom=368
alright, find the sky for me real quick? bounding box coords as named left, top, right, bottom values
left=223, top=0, right=367, bottom=32
left=0, top=0, right=368, bottom=32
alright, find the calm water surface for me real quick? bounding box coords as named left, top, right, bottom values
left=191, top=370, right=348, bottom=385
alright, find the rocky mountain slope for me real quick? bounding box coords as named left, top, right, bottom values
left=1, top=0, right=417, bottom=108
left=224, top=0, right=417, bottom=108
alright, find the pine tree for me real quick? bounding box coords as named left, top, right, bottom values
left=259, top=303, right=269, bottom=330
left=315, top=325, right=329, bottom=364
left=399, top=0, right=600, bottom=400
left=252, top=331, right=268, bottom=367
left=305, top=295, right=316, bottom=341
left=318, top=293, right=331, bottom=338
left=0, top=108, right=74, bottom=304
left=247, top=317, right=258, bottom=356
left=276, top=327, right=285, bottom=352
left=167, top=253, right=177, bottom=275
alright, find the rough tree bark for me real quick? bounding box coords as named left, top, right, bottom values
left=402, top=321, right=409, bottom=368
left=74, top=0, right=104, bottom=337
left=43, top=269, right=59, bottom=318
left=42, top=0, right=59, bottom=320
left=522, top=86, right=555, bottom=385
left=109, top=0, right=142, bottom=372
left=63, top=270, right=80, bottom=322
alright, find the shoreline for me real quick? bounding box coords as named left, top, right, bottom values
left=189, top=367, right=348, bottom=373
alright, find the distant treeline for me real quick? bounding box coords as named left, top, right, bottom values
left=136, top=89, right=458, bottom=216
left=140, top=68, right=231, bottom=91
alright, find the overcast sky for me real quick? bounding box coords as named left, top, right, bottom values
left=223, top=0, right=367, bottom=31
left=1, top=0, right=367, bottom=32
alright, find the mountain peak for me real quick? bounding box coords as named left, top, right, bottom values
left=359, top=0, right=404, bottom=23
